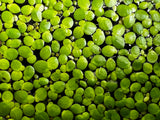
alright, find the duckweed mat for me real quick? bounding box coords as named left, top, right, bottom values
left=0, top=0, right=160, bottom=120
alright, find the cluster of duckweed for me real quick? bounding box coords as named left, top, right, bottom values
left=1, top=0, right=160, bottom=120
